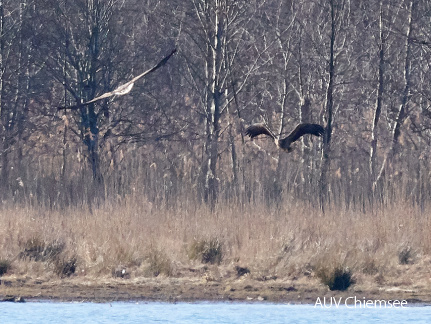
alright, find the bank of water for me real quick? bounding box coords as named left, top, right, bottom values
left=1, top=301, right=431, bottom=323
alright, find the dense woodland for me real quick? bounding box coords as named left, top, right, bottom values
left=1, top=0, right=431, bottom=211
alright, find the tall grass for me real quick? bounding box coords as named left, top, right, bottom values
left=3, top=134, right=431, bottom=286
left=1, top=197, right=430, bottom=284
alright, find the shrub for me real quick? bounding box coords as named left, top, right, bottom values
left=0, top=259, right=11, bottom=276
left=19, top=237, right=46, bottom=261
left=398, top=246, right=414, bottom=265
left=362, top=257, right=379, bottom=275
left=145, top=250, right=172, bottom=277
left=19, top=237, right=65, bottom=262
left=189, top=238, right=223, bottom=265
left=235, top=266, right=250, bottom=277
left=54, top=256, right=77, bottom=278
left=316, top=266, right=355, bottom=291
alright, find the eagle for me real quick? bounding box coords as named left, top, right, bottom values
left=245, top=123, right=325, bottom=152
left=58, top=49, right=176, bottom=110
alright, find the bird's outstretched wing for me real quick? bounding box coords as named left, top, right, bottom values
left=126, top=48, right=176, bottom=85
left=58, top=49, right=177, bottom=110
left=284, top=123, right=325, bottom=143
left=245, top=123, right=277, bottom=140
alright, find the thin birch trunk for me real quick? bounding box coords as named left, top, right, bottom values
left=369, top=2, right=385, bottom=181
left=203, top=0, right=223, bottom=209
left=373, top=0, right=414, bottom=189
left=319, top=0, right=336, bottom=210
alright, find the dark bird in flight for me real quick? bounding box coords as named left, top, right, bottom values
left=58, top=49, right=177, bottom=110
left=245, top=123, right=325, bottom=152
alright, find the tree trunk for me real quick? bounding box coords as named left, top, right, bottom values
left=373, top=1, right=414, bottom=189
left=369, top=2, right=385, bottom=181
left=202, top=1, right=223, bottom=209
left=0, top=1, right=7, bottom=195
left=392, top=1, right=413, bottom=152
left=319, top=0, right=336, bottom=210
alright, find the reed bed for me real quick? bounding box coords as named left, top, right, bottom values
left=1, top=197, right=430, bottom=287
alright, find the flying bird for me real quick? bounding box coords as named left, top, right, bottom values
left=58, top=49, right=177, bottom=110
left=245, top=123, right=325, bottom=152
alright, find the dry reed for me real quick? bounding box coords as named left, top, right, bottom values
left=1, top=197, right=430, bottom=287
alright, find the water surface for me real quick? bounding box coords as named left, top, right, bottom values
left=1, top=301, right=431, bottom=323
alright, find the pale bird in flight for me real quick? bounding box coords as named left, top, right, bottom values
left=58, top=49, right=176, bottom=110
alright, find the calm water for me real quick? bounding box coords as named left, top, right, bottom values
left=1, top=301, right=431, bottom=323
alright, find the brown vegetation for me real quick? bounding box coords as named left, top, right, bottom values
left=1, top=200, right=431, bottom=301
left=1, top=0, right=431, bottom=302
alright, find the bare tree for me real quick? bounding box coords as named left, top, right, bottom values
left=317, top=0, right=351, bottom=208
left=369, top=2, right=386, bottom=181
left=0, top=0, right=39, bottom=198
left=373, top=0, right=415, bottom=189
left=177, top=0, right=264, bottom=208
left=45, top=0, right=175, bottom=190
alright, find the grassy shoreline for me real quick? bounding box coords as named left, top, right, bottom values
left=1, top=201, right=431, bottom=303
left=1, top=275, right=430, bottom=304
